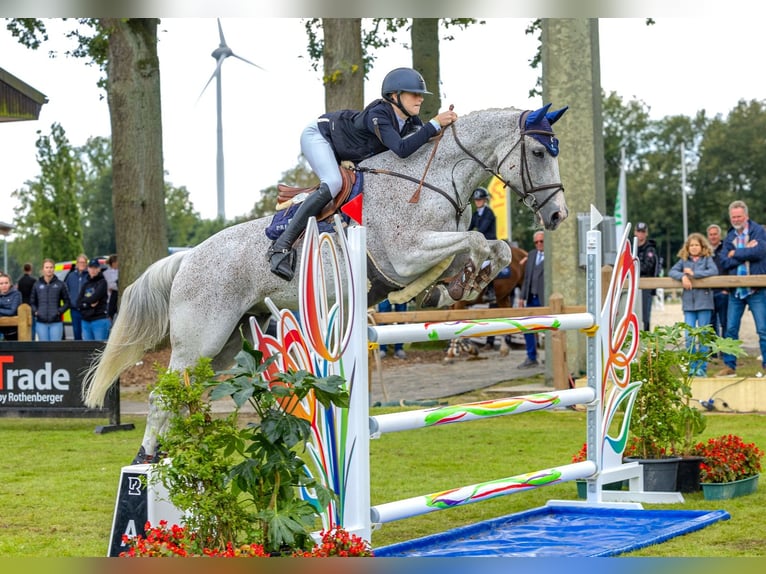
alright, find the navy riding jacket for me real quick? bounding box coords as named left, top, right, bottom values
left=317, top=99, right=438, bottom=163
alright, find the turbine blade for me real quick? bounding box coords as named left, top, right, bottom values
left=231, top=52, right=266, bottom=71
left=217, top=17, right=227, bottom=47
left=197, top=57, right=224, bottom=102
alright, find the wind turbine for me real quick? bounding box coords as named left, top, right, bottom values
left=199, top=18, right=264, bottom=220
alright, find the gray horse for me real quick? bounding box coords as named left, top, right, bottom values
left=83, top=104, right=569, bottom=462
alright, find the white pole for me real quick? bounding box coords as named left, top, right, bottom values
left=681, top=142, right=688, bottom=240
left=370, top=387, right=596, bottom=435
left=343, top=225, right=372, bottom=541
left=369, top=313, right=594, bottom=345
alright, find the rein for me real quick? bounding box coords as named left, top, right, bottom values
left=358, top=109, right=565, bottom=226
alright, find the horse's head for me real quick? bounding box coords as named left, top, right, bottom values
left=497, top=104, right=569, bottom=231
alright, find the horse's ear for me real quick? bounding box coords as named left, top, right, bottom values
left=545, top=106, right=569, bottom=125
left=526, top=103, right=552, bottom=127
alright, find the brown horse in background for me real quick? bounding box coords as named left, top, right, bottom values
left=444, top=245, right=527, bottom=361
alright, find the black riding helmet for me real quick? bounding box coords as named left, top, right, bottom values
left=381, top=67, right=432, bottom=117
left=472, top=187, right=489, bottom=201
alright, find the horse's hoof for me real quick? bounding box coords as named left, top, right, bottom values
left=132, top=446, right=162, bottom=465
left=420, top=286, right=442, bottom=308
left=499, top=347, right=510, bottom=357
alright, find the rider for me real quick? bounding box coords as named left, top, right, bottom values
left=269, top=67, right=458, bottom=281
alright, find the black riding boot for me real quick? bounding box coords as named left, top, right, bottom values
left=269, top=184, right=333, bottom=281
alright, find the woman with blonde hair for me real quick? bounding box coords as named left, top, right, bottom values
left=668, top=232, right=718, bottom=376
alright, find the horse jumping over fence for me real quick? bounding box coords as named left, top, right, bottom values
left=443, top=244, right=527, bottom=362
left=82, top=104, right=569, bottom=463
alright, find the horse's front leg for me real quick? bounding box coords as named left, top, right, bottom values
left=418, top=234, right=511, bottom=308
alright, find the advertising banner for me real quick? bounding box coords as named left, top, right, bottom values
left=0, top=341, right=114, bottom=417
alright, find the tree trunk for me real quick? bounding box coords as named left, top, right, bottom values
left=321, top=18, right=364, bottom=112
left=411, top=18, right=441, bottom=120
left=102, top=18, right=168, bottom=290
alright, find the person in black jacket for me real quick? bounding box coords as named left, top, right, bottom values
left=635, top=222, right=660, bottom=332
left=77, top=258, right=111, bottom=341
left=518, top=231, right=546, bottom=368
left=469, top=187, right=498, bottom=347
left=0, top=273, right=22, bottom=341
left=30, top=258, right=70, bottom=341
left=269, top=67, right=458, bottom=281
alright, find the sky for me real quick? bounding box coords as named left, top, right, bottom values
left=1, top=17, right=764, bottom=227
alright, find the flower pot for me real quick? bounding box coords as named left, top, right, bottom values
left=676, top=456, right=704, bottom=493
left=575, top=479, right=628, bottom=499
left=701, top=474, right=760, bottom=500
left=625, top=457, right=681, bottom=492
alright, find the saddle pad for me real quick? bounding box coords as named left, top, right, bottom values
left=265, top=171, right=364, bottom=240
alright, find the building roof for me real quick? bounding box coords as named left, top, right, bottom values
left=0, top=66, right=48, bottom=122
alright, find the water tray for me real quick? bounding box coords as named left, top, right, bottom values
left=375, top=504, right=729, bottom=557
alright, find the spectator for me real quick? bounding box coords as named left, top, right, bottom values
left=0, top=272, right=22, bottom=341
left=717, top=200, right=766, bottom=376
left=635, top=222, right=660, bottom=332
left=30, top=258, right=71, bottom=341
left=668, top=232, right=718, bottom=377
left=64, top=254, right=89, bottom=340
left=78, top=258, right=111, bottom=340
left=16, top=262, right=36, bottom=305
left=468, top=186, right=498, bottom=348
left=706, top=223, right=728, bottom=340
left=518, top=230, right=545, bottom=369
left=377, top=298, right=408, bottom=359
left=103, top=254, right=119, bottom=321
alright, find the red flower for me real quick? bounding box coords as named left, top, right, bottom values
left=691, top=434, right=764, bottom=483
left=119, top=522, right=371, bottom=558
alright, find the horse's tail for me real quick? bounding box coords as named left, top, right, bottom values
left=82, top=251, right=188, bottom=408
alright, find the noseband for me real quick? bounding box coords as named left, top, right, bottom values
left=451, top=110, right=565, bottom=215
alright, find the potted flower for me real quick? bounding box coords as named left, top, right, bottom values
left=571, top=443, right=626, bottom=498
left=691, top=434, right=764, bottom=500
left=142, top=341, right=359, bottom=556
left=121, top=521, right=373, bottom=557
left=627, top=323, right=743, bottom=492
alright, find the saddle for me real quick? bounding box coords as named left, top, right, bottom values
left=275, top=163, right=356, bottom=223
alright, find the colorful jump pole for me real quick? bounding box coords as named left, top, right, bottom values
left=370, top=461, right=598, bottom=524
left=369, top=312, right=594, bottom=345
left=370, top=387, right=596, bottom=436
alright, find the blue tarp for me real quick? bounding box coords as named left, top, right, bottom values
left=375, top=505, right=730, bottom=557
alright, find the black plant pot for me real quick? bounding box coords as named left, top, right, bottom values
left=676, top=456, right=704, bottom=493
left=625, top=457, right=681, bottom=492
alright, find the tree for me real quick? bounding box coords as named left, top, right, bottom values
left=101, top=17, right=167, bottom=288
left=78, top=136, right=115, bottom=256
left=11, top=122, right=83, bottom=262
left=165, top=183, right=202, bottom=247
left=320, top=19, right=364, bottom=111
left=692, top=99, right=766, bottom=227
left=7, top=17, right=168, bottom=289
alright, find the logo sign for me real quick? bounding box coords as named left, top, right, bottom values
left=0, top=341, right=109, bottom=415
left=108, top=470, right=148, bottom=557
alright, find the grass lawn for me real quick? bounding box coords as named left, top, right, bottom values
left=0, top=404, right=764, bottom=557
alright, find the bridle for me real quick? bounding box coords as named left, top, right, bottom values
left=450, top=109, right=565, bottom=215
left=358, top=109, right=565, bottom=227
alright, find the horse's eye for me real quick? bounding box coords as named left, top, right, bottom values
left=532, top=149, right=545, bottom=158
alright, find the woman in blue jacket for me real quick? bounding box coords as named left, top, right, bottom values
left=668, top=232, right=718, bottom=376
left=269, top=67, right=458, bottom=281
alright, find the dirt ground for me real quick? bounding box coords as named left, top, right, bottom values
left=119, top=296, right=760, bottom=390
